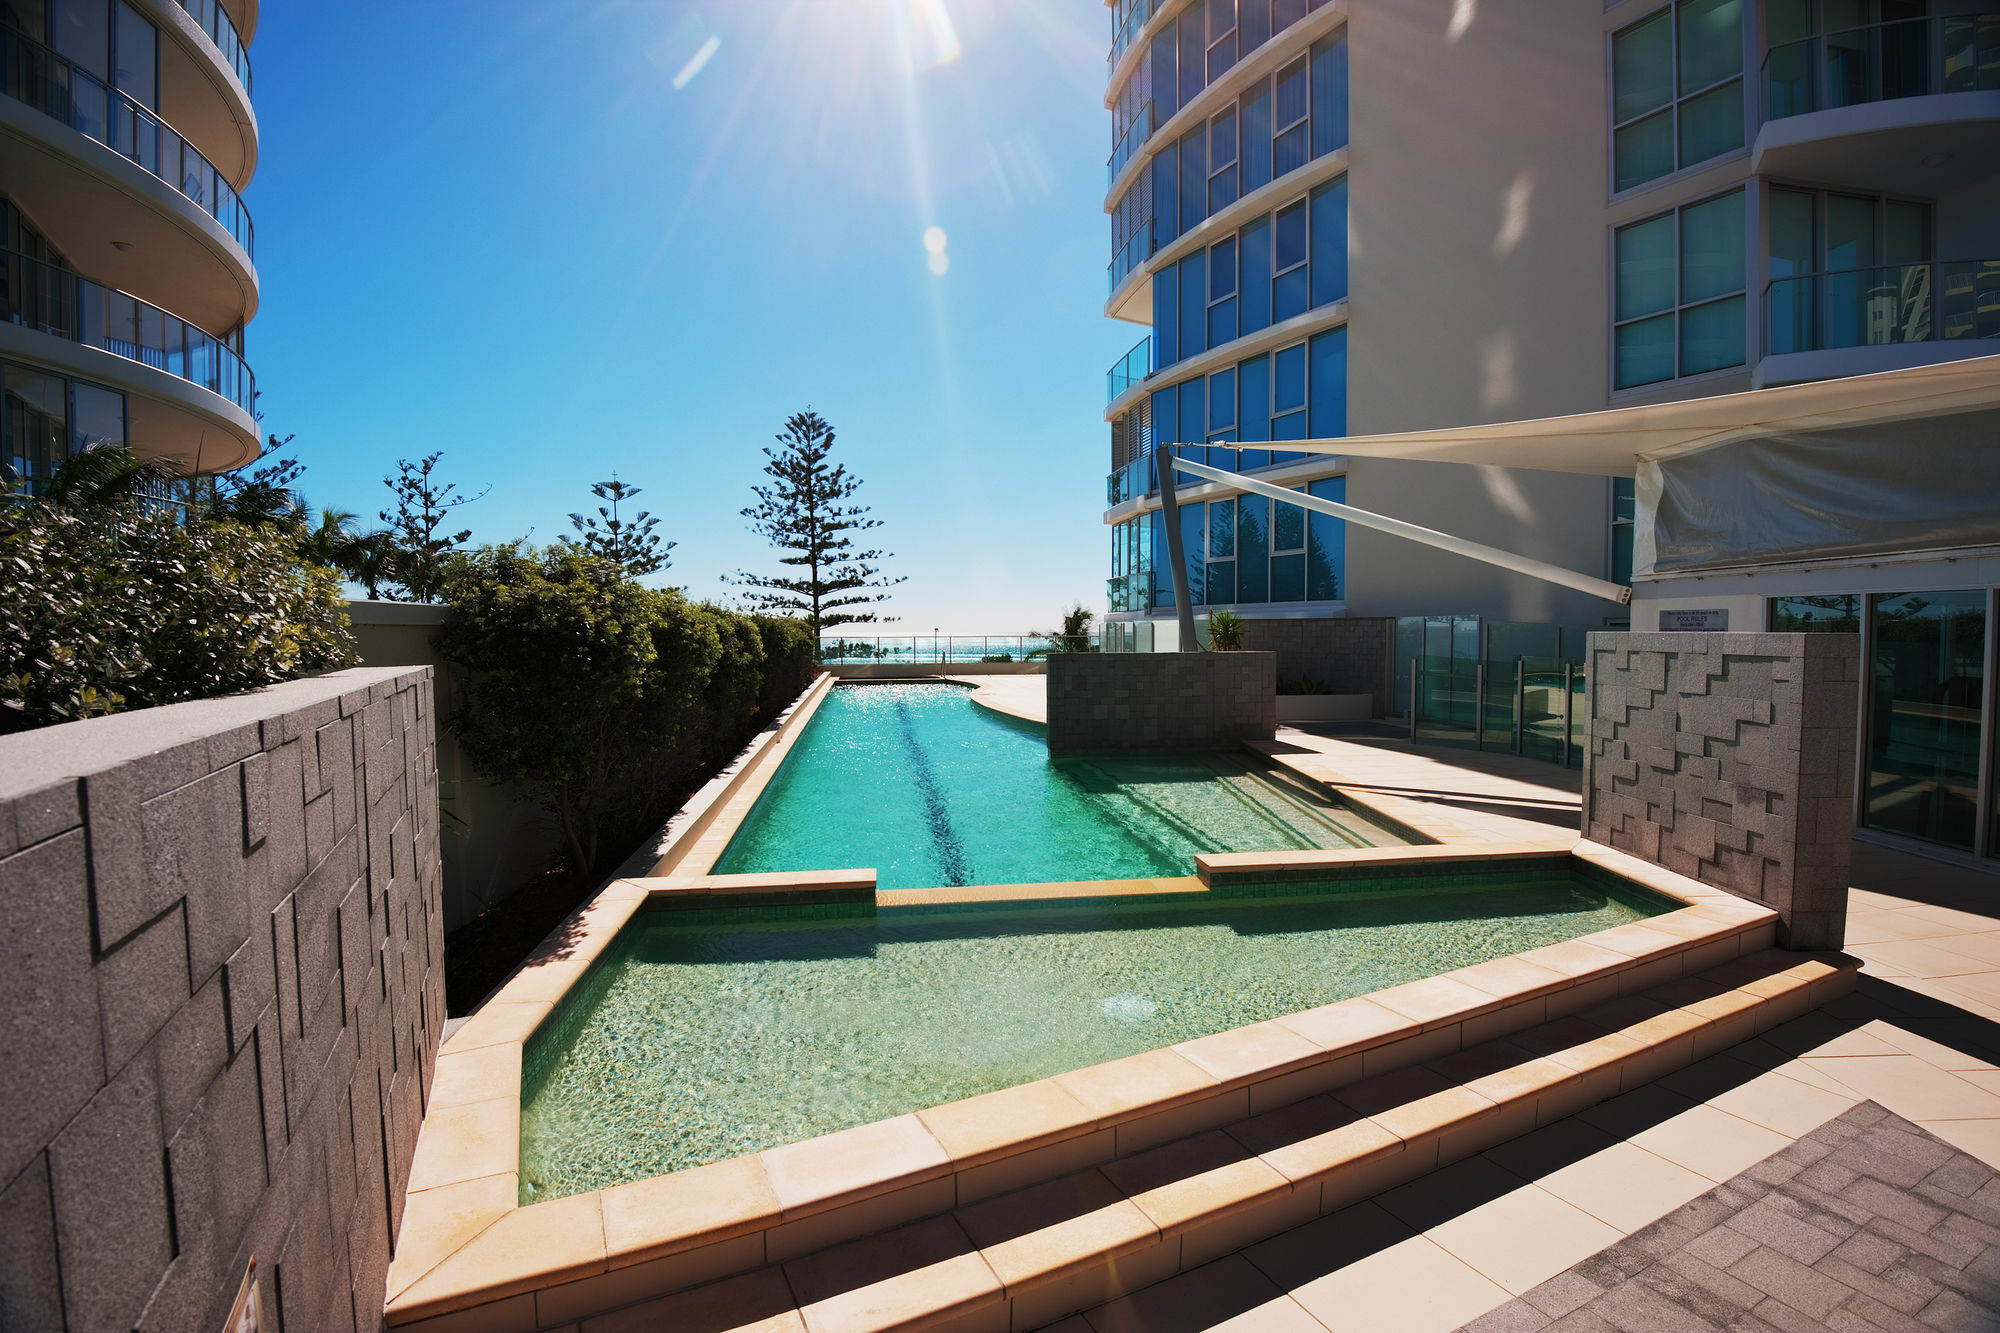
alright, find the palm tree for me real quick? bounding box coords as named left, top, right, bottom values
left=36, top=445, right=182, bottom=510
left=341, top=530, right=402, bottom=601
left=297, top=508, right=360, bottom=568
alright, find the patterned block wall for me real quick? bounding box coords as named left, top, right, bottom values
left=1048, top=652, right=1278, bottom=753
left=1237, top=617, right=1393, bottom=715
left=1583, top=632, right=1859, bottom=950
left=0, top=667, right=445, bottom=1333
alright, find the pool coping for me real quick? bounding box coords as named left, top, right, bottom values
left=381, top=678, right=1784, bottom=1329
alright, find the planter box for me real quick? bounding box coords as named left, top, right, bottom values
left=1276, top=692, right=1374, bottom=723
left=1047, top=652, right=1277, bottom=752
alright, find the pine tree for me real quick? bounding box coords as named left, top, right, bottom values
left=733, top=410, right=903, bottom=630
left=566, top=477, right=673, bottom=576
left=380, top=452, right=488, bottom=602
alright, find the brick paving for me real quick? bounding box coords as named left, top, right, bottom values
left=1460, top=1101, right=2000, bottom=1333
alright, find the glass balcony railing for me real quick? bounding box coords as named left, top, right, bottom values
left=171, top=0, right=253, bottom=95
left=3, top=247, right=257, bottom=416
left=0, top=27, right=254, bottom=257
left=1108, top=218, right=1156, bottom=297
left=1107, top=0, right=1159, bottom=74
left=817, top=635, right=1096, bottom=665
left=1106, top=454, right=1154, bottom=507
left=1106, top=335, right=1153, bottom=406
left=1107, top=99, right=1154, bottom=189
left=1765, top=259, right=2000, bottom=355
left=1764, top=14, right=2000, bottom=119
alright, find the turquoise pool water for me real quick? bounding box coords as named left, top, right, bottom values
left=712, top=683, right=1385, bottom=889
left=518, top=870, right=1666, bottom=1200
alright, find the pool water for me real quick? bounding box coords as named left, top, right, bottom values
left=713, top=683, right=1384, bottom=889
left=518, top=872, right=1665, bottom=1200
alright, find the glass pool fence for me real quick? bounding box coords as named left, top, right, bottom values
left=1396, top=617, right=1597, bottom=768
left=819, top=635, right=1101, bottom=666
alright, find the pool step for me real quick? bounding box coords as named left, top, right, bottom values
left=557, top=948, right=1858, bottom=1333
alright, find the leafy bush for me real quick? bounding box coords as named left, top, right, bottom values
left=436, top=545, right=817, bottom=877
left=0, top=500, right=356, bottom=732
left=1207, top=610, right=1245, bottom=652
left=1277, top=673, right=1332, bottom=696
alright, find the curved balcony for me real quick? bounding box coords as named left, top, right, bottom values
left=1754, top=15, right=2000, bottom=195
left=165, top=0, right=252, bottom=95
left=1757, top=258, right=2000, bottom=385
left=1107, top=335, right=1153, bottom=407
left=142, top=0, right=259, bottom=187
left=0, top=26, right=253, bottom=257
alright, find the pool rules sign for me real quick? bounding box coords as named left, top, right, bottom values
left=223, top=1259, right=266, bottom=1333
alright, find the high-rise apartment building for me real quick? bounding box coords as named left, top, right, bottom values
left=0, top=0, right=259, bottom=497
left=1101, top=0, right=2000, bottom=864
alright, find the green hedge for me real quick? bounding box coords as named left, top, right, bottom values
left=435, top=545, right=817, bottom=877
left=0, top=502, right=355, bottom=732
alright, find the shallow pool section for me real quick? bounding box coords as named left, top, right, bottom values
left=518, top=869, right=1669, bottom=1200
left=712, top=682, right=1385, bottom=889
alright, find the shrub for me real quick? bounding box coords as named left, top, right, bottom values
left=1277, top=673, right=1332, bottom=696
left=1207, top=610, right=1245, bottom=652
left=0, top=501, right=355, bottom=732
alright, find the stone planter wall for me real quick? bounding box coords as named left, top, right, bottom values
left=0, top=668, right=444, bottom=1333
left=1047, top=652, right=1277, bottom=753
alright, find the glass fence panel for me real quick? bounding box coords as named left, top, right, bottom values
left=1767, top=15, right=1997, bottom=119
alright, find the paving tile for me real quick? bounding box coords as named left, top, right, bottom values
left=1626, top=1105, right=1794, bottom=1184
left=1080, top=1254, right=1313, bottom=1333
left=1529, top=1142, right=1714, bottom=1234
left=1423, top=1183, right=1623, bottom=1297
left=1284, top=1231, right=1512, bottom=1333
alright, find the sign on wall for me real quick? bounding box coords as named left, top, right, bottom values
left=223, top=1260, right=266, bottom=1333
left=1659, top=608, right=1729, bottom=632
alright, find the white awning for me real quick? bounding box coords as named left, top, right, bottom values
left=1219, top=353, right=2000, bottom=475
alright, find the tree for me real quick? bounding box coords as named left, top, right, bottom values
left=380, top=452, right=487, bottom=602
left=733, top=410, right=903, bottom=630
left=1041, top=604, right=1098, bottom=654
left=208, top=432, right=305, bottom=528
left=566, top=477, right=673, bottom=576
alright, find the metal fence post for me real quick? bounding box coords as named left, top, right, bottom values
left=1562, top=663, right=1574, bottom=769
left=1514, top=659, right=1525, bottom=755
left=1408, top=657, right=1420, bottom=742
left=1474, top=662, right=1486, bottom=752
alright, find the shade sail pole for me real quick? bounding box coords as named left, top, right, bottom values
left=1168, top=454, right=1633, bottom=607
left=1154, top=446, right=1201, bottom=650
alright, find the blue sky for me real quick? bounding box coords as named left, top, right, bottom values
left=246, top=0, right=1136, bottom=635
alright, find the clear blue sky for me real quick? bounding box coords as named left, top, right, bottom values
left=245, top=1, right=1136, bottom=636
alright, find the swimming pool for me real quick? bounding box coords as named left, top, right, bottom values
left=517, top=865, right=1670, bottom=1200
left=711, top=682, right=1390, bottom=889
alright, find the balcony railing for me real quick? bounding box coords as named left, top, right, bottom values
left=1107, top=99, right=1154, bottom=190
left=1107, top=0, right=1159, bottom=74
left=171, top=0, right=253, bottom=95
left=1106, top=571, right=1154, bottom=615
left=1764, top=14, right=2000, bottom=120
left=1106, top=335, right=1153, bottom=406
left=3, top=247, right=257, bottom=416
left=1765, top=259, right=2000, bottom=355
left=1108, top=218, right=1156, bottom=297
left=0, top=26, right=254, bottom=257
left=817, top=635, right=1097, bottom=665
left=1106, top=454, right=1154, bottom=507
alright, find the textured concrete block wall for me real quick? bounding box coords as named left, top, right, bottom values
left=0, top=668, right=445, bottom=1333
left=1583, top=632, right=1859, bottom=950
left=1048, top=652, right=1277, bottom=753
left=1236, top=618, right=1392, bottom=716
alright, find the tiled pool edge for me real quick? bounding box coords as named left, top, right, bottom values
left=382, top=842, right=1791, bottom=1329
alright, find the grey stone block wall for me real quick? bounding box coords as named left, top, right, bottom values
left=0, top=668, right=445, bottom=1333
left=1048, top=652, right=1278, bottom=753
left=1583, top=632, right=1860, bottom=950
left=1236, top=617, right=1392, bottom=716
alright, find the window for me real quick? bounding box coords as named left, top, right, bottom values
left=113, top=1, right=156, bottom=110
left=1153, top=263, right=1179, bottom=367
left=1310, top=35, right=1348, bottom=157
left=1237, top=494, right=1270, bottom=603
left=1207, top=367, right=1237, bottom=439
left=1179, top=8, right=1205, bottom=108
left=1179, top=249, right=1207, bottom=360
left=1768, top=594, right=1860, bottom=631
left=1610, top=477, right=1636, bottom=584
left=1240, top=214, right=1272, bottom=335
left=1240, top=81, right=1273, bottom=196
left=1309, top=177, right=1347, bottom=308
left=1768, top=187, right=1935, bottom=354
left=1206, top=0, right=1237, bottom=82
left=1237, top=353, right=1271, bottom=468
left=1179, top=129, right=1207, bottom=235
left=1866, top=589, right=1986, bottom=850
left=1273, top=57, right=1310, bottom=178
left=1272, top=487, right=1306, bottom=601
left=1273, top=198, right=1309, bottom=322
left=1612, top=187, right=1745, bottom=389
left=1240, top=0, right=1270, bottom=58
left=1208, top=496, right=1237, bottom=604
left=1272, top=341, right=1307, bottom=439
left=1308, top=327, right=1345, bottom=439
left=1208, top=109, right=1239, bottom=216
left=1151, top=18, right=1180, bottom=122
left=1208, top=237, right=1238, bottom=347
left=1611, top=0, right=1744, bottom=192
left=1307, top=476, right=1345, bottom=600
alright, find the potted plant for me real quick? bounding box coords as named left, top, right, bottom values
left=1207, top=609, right=1244, bottom=651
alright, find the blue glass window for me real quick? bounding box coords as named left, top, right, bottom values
left=1180, top=250, right=1207, bottom=360
left=1273, top=200, right=1308, bottom=322
left=1274, top=342, right=1306, bottom=410
left=1180, top=130, right=1207, bottom=235
left=1240, top=0, right=1270, bottom=59
left=1152, top=150, right=1179, bottom=246
left=1310, top=35, right=1348, bottom=158
left=1179, top=378, right=1205, bottom=462
left=1153, top=264, right=1179, bottom=367
left=1178, top=13, right=1204, bottom=113
left=1240, top=215, right=1272, bottom=336
left=1208, top=109, right=1239, bottom=215
left=1151, top=507, right=1174, bottom=607
left=1238, top=353, right=1271, bottom=457
left=1210, top=495, right=1235, bottom=558
left=1240, top=83, right=1272, bottom=198
left=1151, top=385, right=1178, bottom=468
left=1309, top=178, right=1347, bottom=308
left=1150, top=20, right=1178, bottom=121
left=1274, top=57, right=1309, bottom=177
left=1308, top=327, right=1346, bottom=439
left=1271, top=553, right=1305, bottom=601
left=1273, top=0, right=1306, bottom=34
left=1208, top=238, right=1238, bottom=347
left=1236, top=494, right=1270, bottom=603
left=1207, top=0, right=1237, bottom=82
left=1307, top=476, right=1346, bottom=601
left=1182, top=501, right=1207, bottom=605
left=1208, top=367, right=1236, bottom=434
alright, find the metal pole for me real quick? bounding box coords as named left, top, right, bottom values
left=1155, top=445, right=1200, bottom=651
left=1562, top=663, right=1574, bottom=769
left=1474, top=662, right=1486, bottom=752
left=1514, top=659, right=1525, bottom=755
left=1408, top=657, right=1420, bottom=743
left=1169, top=456, right=1633, bottom=607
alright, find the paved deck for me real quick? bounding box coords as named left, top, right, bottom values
left=948, top=673, right=1049, bottom=724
